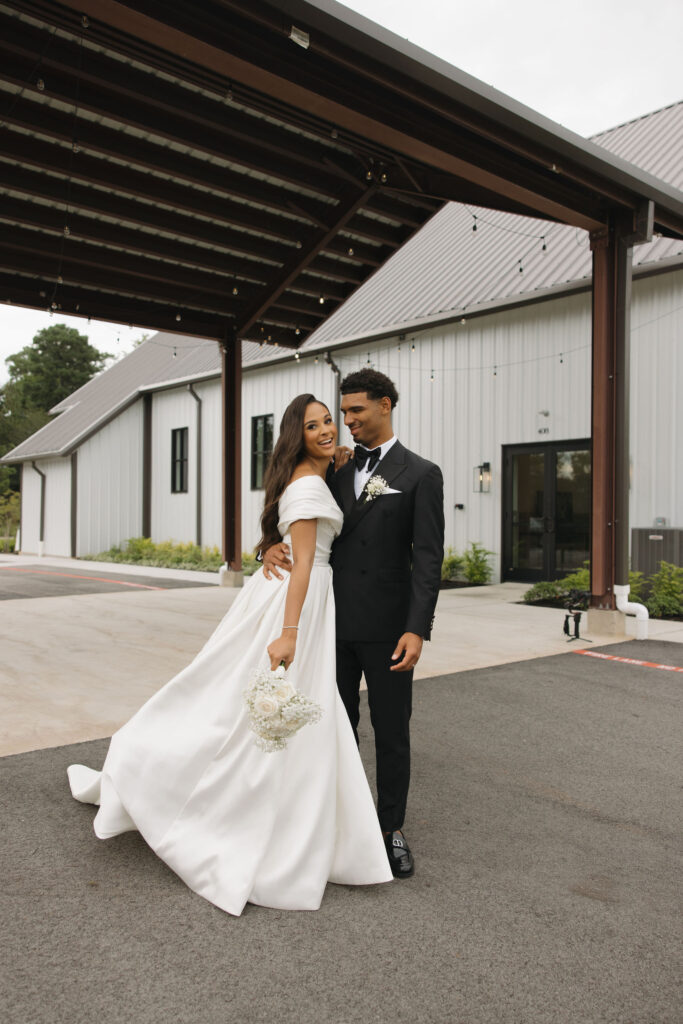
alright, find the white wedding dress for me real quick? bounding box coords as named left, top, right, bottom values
left=68, top=476, right=392, bottom=915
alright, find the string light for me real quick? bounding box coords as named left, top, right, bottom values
left=175, top=313, right=182, bottom=322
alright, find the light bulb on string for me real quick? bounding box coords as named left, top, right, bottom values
left=430, top=369, right=435, bottom=382
left=541, top=237, right=547, bottom=252
left=472, top=215, right=477, bottom=232
left=411, top=342, right=415, bottom=352
left=175, top=313, right=182, bottom=322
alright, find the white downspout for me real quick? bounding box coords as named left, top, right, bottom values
left=613, top=584, right=648, bottom=640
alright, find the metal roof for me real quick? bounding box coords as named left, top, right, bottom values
left=291, top=102, right=683, bottom=352
left=1, top=0, right=683, bottom=355
left=5, top=101, right=683, bottom=463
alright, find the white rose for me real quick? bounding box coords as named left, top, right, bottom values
left=273, top=665, right=286, bottom=678
left=274, top=681, right=296, bottom=702
left=253, top=693, right=280, bottom=717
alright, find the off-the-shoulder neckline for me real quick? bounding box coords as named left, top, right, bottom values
left=282, top=474, right=328, bottom=493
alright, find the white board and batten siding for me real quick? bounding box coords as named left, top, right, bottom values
left=324, top=291, right=593, bottom=580
left=19, top=456, right=72, bottom=556
left=19, top=460, right=43, bottom=554
left=194, top=379, right=222, bottom=550
left=241, top=360, right=333, bottom=552
left=629, top=269, right=683, bottom=530
left=151, top=387, right=198, bottom=545
left=77, top=400, right=144, bottom=556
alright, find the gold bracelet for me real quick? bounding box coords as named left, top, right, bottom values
left=282, top=626, right=299, bottom=630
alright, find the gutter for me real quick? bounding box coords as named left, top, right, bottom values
left=31, top=461, right=46, bottom=555
left=324, top=351, right=342, bottom=429
left=188, top=384, right=202, bottom=547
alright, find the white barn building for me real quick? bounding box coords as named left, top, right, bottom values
left=5, top=102, right=683, bottom=582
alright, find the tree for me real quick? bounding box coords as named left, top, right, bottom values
left=0, top=323, right=110, bottom=493
left=5, top=323, right=111, bottom=411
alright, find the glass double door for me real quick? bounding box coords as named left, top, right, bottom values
left=502, top=441, right=591, bottom=582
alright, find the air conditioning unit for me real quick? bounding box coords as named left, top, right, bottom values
left=631, top=529, right=682, bottom=576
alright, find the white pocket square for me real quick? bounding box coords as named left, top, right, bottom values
left=382, top=487, right=402, bottom=494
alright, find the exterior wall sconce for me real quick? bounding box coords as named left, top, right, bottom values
left=473, top=461, right=491, bottom=493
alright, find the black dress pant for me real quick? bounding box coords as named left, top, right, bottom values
left=336, top=639, right=413, bottom=832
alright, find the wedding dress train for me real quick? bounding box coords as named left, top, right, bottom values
left=68, top=476, right=392, bottom=915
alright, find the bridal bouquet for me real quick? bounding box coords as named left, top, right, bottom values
left=244, top=664, right=322, bottom=752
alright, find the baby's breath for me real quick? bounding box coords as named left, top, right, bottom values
left=244, top=667, right=322, bottom=752
left=364, top=475, right=390, bottom=503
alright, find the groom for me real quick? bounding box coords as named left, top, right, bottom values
left=265, top=369, right=444, bottom=878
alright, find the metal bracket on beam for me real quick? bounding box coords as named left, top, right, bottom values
left=622, top=200, right=654, bottom=246
left=589, top=225, right=610, bottom=251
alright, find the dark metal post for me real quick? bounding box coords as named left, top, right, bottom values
left=221, top=328, right=242, bottom=570
left=589, top=218, right=633, bottom=608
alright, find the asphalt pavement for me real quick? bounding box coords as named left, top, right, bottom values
left=2, top=640, right=682, bottom=1024
left=0, top=562, right=213, bottom=600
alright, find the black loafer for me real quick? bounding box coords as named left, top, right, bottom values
left=384, top=829, right=414, bottom=878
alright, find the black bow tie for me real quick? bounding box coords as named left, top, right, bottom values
left=354, top=445, right=382, bottom=471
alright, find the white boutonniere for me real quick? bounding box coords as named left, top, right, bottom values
left=364, top=475, right=390, bottom=503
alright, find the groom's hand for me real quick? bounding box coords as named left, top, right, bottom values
left=262, top=542, right=292, bottom=580
left=390, top=632, right=423, bottom=672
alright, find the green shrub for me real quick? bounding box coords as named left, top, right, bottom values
left=646, top=562, right=683, bottom=618
left=441, top=546, right=464, bottom=581
left=0, top=490, right=20, bottom=551
left=522, top=562, right=674, bottom=617
left=628, top=570, right=646, bottom=603
left=462, top=541, right=494, bottom=586
left=522, top=580, right=565, bottom=603
left=242, top=552, right=260, bottom=576
left=84, top=537, right=224, bottom=572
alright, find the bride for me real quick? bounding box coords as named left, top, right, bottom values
left=68, top=394, right=393, bottom=915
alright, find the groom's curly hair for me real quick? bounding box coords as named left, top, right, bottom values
left=340, top=369, right=399, bottom=408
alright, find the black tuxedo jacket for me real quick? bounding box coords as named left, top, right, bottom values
left=327, top=441, right=444, bottom=643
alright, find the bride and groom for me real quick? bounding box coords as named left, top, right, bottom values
left=68, top=369, right=444, bottom=916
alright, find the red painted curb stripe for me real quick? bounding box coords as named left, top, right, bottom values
left=575, top=650, right=683, bottom=673
left=0, top=567, right=165, bottom=591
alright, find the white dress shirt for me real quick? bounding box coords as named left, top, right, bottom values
left=353, top=435, right=398, bottom=500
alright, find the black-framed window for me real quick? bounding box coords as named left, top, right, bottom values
left=251, top=414, right=274, bottom=490
left=171, top=427, right=189, bottom=493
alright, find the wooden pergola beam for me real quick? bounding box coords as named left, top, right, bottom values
left=233, top=183, right=377, bottom=337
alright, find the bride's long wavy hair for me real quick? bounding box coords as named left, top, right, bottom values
left=256, top=393, right=328, bottom=554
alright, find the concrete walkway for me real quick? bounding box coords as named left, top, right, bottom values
left=1, top=553, right=681, bottom=757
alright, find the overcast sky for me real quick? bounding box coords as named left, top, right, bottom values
left=1, top=0, right=681, bottom=385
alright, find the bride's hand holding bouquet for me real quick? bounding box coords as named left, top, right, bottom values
left=267, top=630, right=297, bottom=671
